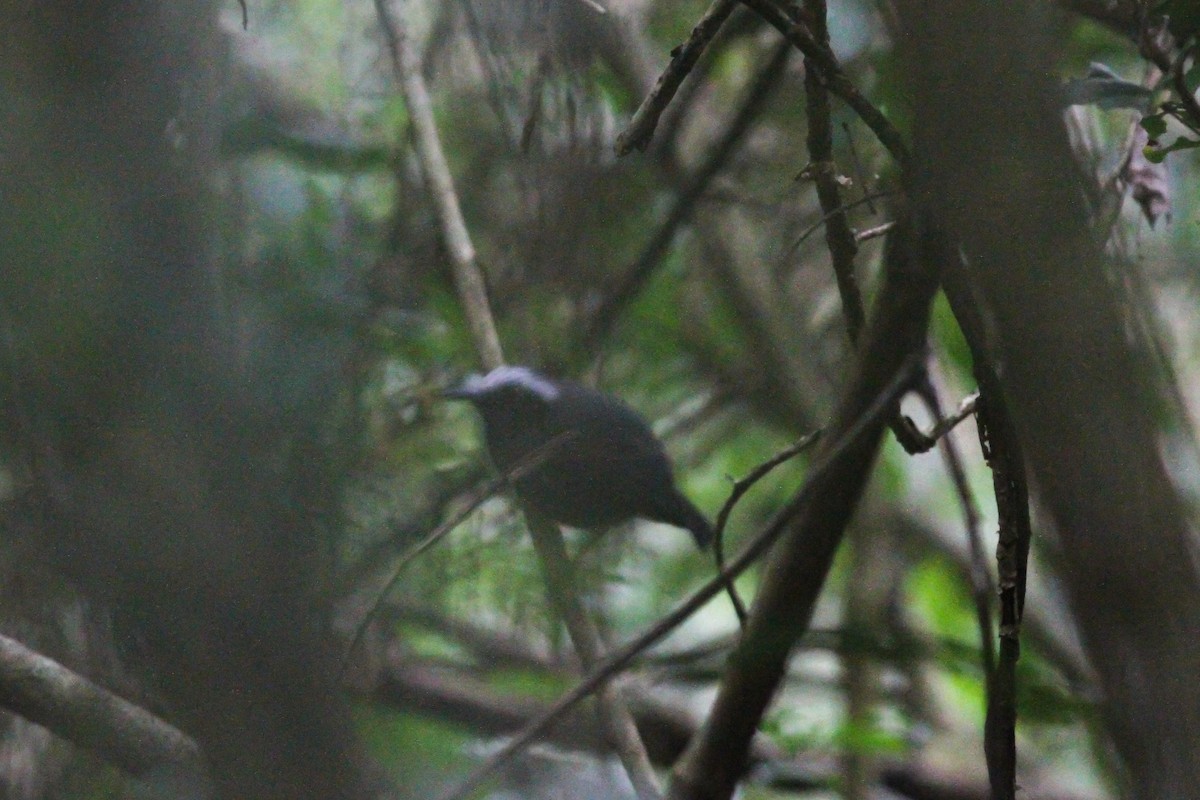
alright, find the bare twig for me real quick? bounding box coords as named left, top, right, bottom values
left=896, top=390, right=978, bottom=455
left=1170, top=42, right=1200, bottom=131
left=975, top=388, right=1031, bottom=800
left=925, top=392, right=978, bottom=441
left=802, top=0, right=864, bottom=342
left=786, top=191, right=893, bottom=255
left=796, top=2, right=927, bottom=466
left=650, top=9, right=760, bottom=164
left=339, top=431, right=578, bottom=678
left=854, top=220, right=895, bottom=242
left=436, top=356, right=922, bottom=800
left=806, top=0, right=864, bottom=345
left=616, top=0, right=740, bottom=155
left=374, top=657, right=723, bottom=768
left=714, top=429, right=824, bottom=625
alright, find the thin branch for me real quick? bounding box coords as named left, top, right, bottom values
left=374, top=658, right=717, bottom=767
left=802, top=0, right=865, bottom=342
left=796, top=0, right=923, bottom=465
left=896, top=390, right=979, bottom=455
left=915, top=385, right=995, bottom=678
left=374, top=6, right=661, bottom=793
left=339, top=430, right=578, bottom=678
left=741, top=0, right=911, bottom=167
left=666, top=215, right=937, bottom=800
left=926, top=391, right=978, bottom=442
left=714, top=429, right=824, bottom=625
left=616, top=0, right=740, bottom=155
left=934, top=228, right=1031, bottom=800
left=334, top=466, right=484, bottom=597
left=1170, top=43, right=1200, bottom=131
left=435, top=355, right=922, bottom=800
left=854, top=220, right=895, bottom=242
left=786, top=190, right=894, bottom=255
left=525, top=511, right=663, bottom=800
left=586, top=38, right=793, bottom=356
left=650, top=9, right=761, bottom=164
left=976, top=388, right=1031, bottom=800
left=375, top=0, right=504, bottom=371
left=0, top=634, right=205, bottom=783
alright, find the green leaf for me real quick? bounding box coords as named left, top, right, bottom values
left=1186, top=62, right=1200, bottom=95
left=1141, top=113, right=1169, bottom=138
left=1145, top=134, right=1200, bottom=163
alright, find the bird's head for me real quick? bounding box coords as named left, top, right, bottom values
left=443, top=366, right=560, bottom=418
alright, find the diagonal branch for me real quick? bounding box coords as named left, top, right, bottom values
left=666, top=214, right=938, bottom=800
left=741, top=0, right=910, bottom=167
left=436, top=353, right=922, bottom=800
left=375, top=0, right=503, bottom=371
left=713, top=429, right=824, bottom=624
left=373, top=3, right=661, bottom=796
left=589, top=38, right=792, bottom=355
left=339, top=430, right=578, bottom=677
left=616, top=0, right=741, bottom=155
left=0, top=634, right=205, bottom=784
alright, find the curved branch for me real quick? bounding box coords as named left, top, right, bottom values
left=713, top=429, right=824, bottom=625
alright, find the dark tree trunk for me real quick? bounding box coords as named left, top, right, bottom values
left=0, top=3, right=384, bottom=798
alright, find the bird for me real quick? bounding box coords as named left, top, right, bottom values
left=445, top=365, right=713, bottom=549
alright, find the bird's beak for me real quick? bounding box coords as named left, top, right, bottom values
left=442, top=374, right=482, bottom=400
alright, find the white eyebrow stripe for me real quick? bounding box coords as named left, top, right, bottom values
left=480, top=366, right=560, bottom=400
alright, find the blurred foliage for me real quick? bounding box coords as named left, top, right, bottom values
left=216, top=0, right=1137, bottom=796
left=16, top=0, right=1200, bottom=796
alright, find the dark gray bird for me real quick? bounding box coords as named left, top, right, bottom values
left=445, top=366, right=713, bottom=548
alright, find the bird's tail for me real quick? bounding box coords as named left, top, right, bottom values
left=653, top=492, right=714, bottom=550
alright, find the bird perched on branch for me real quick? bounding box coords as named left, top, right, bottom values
left=445, top=366, right=713, bottom=549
